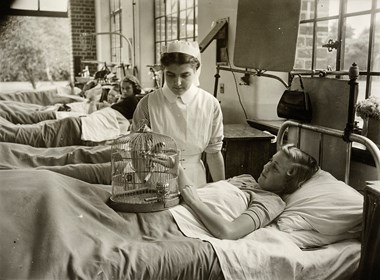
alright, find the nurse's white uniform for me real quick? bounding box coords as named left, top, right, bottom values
left=133, top=84, right=223, bottom=187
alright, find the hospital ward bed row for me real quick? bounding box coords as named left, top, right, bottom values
left=0, top=84, right=379, bottom=279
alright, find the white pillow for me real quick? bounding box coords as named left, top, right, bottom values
left=284, top=229, right=360, bottom=249
left=276, top=169, right=363, bottom=236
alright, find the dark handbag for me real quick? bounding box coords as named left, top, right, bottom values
left=277, top=75, right=312, bottom=122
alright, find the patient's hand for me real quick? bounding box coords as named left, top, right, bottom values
left=180, top=184, right=201, bottom=207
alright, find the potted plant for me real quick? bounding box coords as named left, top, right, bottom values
left=355, top=95, right=380, bottom=145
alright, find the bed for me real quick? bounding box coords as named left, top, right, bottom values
left=1, top=73, right=380, bottom=279
left=0, top=87, right=131, bottom=147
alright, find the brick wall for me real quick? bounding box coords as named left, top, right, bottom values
left=70, top=0, right=97, bottom=77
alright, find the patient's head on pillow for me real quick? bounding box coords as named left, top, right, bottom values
left=258, top=144, right=319, bottom=196
left=276, top=168, right=363, bottom=248
left=281, top=144, right=320, bottom=194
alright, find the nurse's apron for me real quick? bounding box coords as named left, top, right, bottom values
left=148, top=88, right=210, bottom=187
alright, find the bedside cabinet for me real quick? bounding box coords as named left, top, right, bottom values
left=357, top=182, right=380, bottom=280
left=222, top=124, right=276, bottom=180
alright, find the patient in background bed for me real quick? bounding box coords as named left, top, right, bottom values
left=0, top=84, right=121, bottom=124
left=0, top=80, right=141, bottom=147
left=177, top=144, right=319, bottom=240
left=110, top=74, right=141, bottom=121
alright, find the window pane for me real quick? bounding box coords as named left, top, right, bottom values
left=166, top=17, right=172, bottom=40
left=372, top=13, right=380, bottom=71
left=371, top=77, right=380, bottom=98
left=343, top=15, right=370, bottom=71
left=172, top=16, right=178, bottom=39
left=40, top=0, right=68, bottom=12
left=155, top=19, right=160, bottom=41
left=346, top=0, right=372, bottom=13
left=167, top=0, right=177, bottom=14
left=179, top=10, right=186, bottom=39
left=316, top=0, right=340, bottom=18
left=155, top=0, right=161, bottom=17
left=186, top=9, right=194, bottom=37
left=356, top=80, right=367, bottom=101
left=167, top=16, right=176, bottom=40
left=180, top=0, right=187, bottom=10
left=166, top=0, right=171, bottom=13
left=156, top=0, right=165, bottom=15
left=316, top=20, right=338, bottom=70
left=300, top=0, right=315, bottom=20
left=187, top=0, right=194, bottom=9
left=160, top=17, right=165, bottom=41
left=155, top=43, right=161, bottom=63
left=295, top=22, right=314, bottom=69
left=11, top=0, right=38, bottom=10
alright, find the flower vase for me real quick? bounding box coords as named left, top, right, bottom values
left=366, top=118, right=380, bottom=146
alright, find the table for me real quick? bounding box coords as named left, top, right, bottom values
left=222, top=124, right=276, bottom=180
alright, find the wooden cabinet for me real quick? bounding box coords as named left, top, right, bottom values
left=222, top=124, right=276, bottom=180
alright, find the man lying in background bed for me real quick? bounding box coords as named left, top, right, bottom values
left=0, top=82, right=140, bottom=147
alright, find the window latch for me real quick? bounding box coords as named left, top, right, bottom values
left=322, top=39, right=340, bottom=52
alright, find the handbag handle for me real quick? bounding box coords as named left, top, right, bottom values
left=289, top=74, right=304, bottom=90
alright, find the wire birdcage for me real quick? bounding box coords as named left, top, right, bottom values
left=108, top=126, right=180, bottom=212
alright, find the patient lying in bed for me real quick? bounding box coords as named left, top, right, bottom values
left=0, top=84, right=122, bottom=123
left=177, top=143, right=319, bottom=240
left=0, top=141, right=363, bottom=246
left=0, top=96, right=137, bottom=147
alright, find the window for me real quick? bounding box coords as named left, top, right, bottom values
left=0, top=2, right=71, bottom=90
left=154, top=0, right=198, bottom=63
left=110, top=0, right=122, bottom=64
left=295, top=0, right=380, bottom=101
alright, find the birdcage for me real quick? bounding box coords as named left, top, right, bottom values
left=108, top=127, right=180, bottom=212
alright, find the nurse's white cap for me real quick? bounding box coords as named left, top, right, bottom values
left=162, top=40, right=200, bottom=59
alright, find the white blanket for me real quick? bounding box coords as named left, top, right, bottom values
left=170, top=181, right=360, bottom=280
left=80, top=107, right=130, bottom=142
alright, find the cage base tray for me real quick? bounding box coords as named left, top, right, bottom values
left=108, top=195, right=180, bottom=213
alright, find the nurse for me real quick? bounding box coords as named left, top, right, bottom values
left=132, top=40, right=225, bottom=187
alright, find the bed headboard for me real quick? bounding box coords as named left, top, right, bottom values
left=276, top=120, right=380, bottom=184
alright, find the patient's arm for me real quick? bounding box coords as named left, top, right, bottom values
left=178, top=166, right=256, bottom=240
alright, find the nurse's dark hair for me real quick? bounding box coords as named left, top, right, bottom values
left=160, top=52, right=200, bottom=70
left=281, top=144, right=319, bottom=194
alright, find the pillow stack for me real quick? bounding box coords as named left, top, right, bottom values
left=276, top=169, right=363, bottom=248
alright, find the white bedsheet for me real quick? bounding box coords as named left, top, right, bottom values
left=170, top=181, right=361, bottom=280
